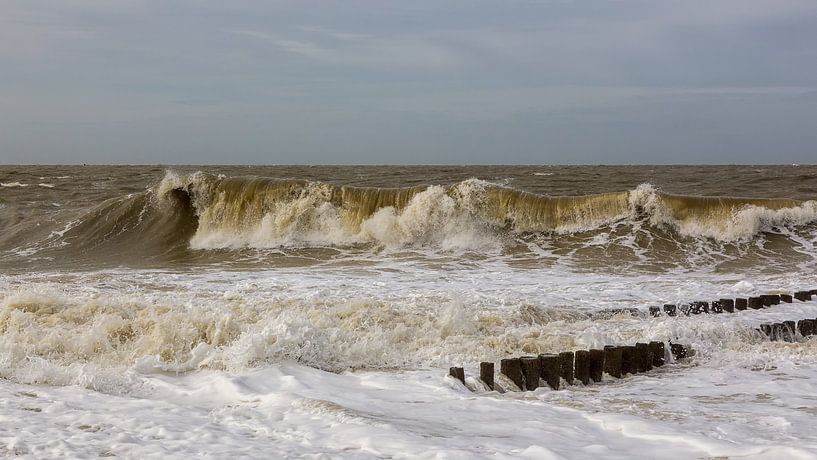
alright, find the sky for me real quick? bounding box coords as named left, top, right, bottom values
left=1, top=0, right=816, bottom=164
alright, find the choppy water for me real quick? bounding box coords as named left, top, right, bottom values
left=2, top=165, right=817, bottom=458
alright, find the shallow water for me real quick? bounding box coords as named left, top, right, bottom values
left=1, top=165, right=817, bottom=458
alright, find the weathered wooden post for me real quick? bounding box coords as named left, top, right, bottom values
left=797, top=319, right=815, bottom=337
left=635, top=342, right=653, bottom=372
left=720, top=299, right=735, bottom=313
left=748, top=297, right=763, bottom=309
left=768, top=323, right=783, bottom=341
left=621, top=346, right=637, bottom=375
left=449, top=367, right=465, bottom=384
left=558, top=351, right=575, bottom=385
left=795, top=291, right=811, bottom=302
left=539, top=354, right=561, bottom=390
left=500, top=358, right=524, bottom=390
left=735, top=298, right=748, bottom=310
left=574, top=350, right=591, bottom=385
left=520, top=356, right=541, bottom=390
left=782, top=321, right=796, bottom=342
left=649, top=306, right=661, bottom=317
left=603, top=346, right=623, bottom=378
left=670, top=343, right=690, bottom=359
left=480, top=362, right=494, bottom=390
left=797, top=319, right=815, bottom=338
left=781, top=294, right=793, bottom=303
left=663, top=304, right=677, bottom=316
left=589, top=349, right=605, bottom=382
left=649, top=341, right=665, bottom=367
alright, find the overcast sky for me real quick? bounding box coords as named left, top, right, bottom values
left=1, top=0, right=816, bottom=164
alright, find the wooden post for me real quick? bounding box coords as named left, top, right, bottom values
left=735, top=298, right=748, bottom=310
left=649, top=341, right=665, bottom=367
left=520, top=356, right=541, bottom=390
left=480, top=362, right=494, bottom=390
left=603, top=346, right=623, bottom=378
left=782, top=321, right=796, bottom=342
left=449, top=367, right=465, bottom=384
left=795, top=291, right=811, bottom=302
left=588, top=349, right=605, bottom=382
left=670, top=343, right=690, bottom=359
left=635, top=343, right=652, bottom=372
left=690, top=301, right=709, bottom=314
left=575, top=350, right=591, bottom=385
left=748, top=297, right=763, bottom=309
left=539, top=354, right=560, bottom=390
left=500, top=358, right=524, bottom=390
left=621, top=346, right=637, bottom=375
left=781, top=294, right=793, bottom=303
left=797, top=319, right=815, bottom=338
left=663, top=304, right=677, bottom=316
left=720, top=299, right=735, bottom=313
left=558, top=351, right=575, bottom=385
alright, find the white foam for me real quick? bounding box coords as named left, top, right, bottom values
left=2, top=257, right=817, bottom=456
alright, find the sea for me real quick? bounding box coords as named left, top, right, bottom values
left=1, top=165, right=817, bottom=458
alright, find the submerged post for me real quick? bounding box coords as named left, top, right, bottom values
left=635, top=343, right=652, bottom=372
left=574, top=350, right=591, bottom=385
left=782, top=321, right=796, bottom=342
left=480, top=362, right=495, bottom=390
left=603, top=346, right=623, bottom=378
left=795, top=291, right=812, bottom=302
left=798, top=319, right=815, bottom=337
left=449, top=367, right=465, bottom=384
left=621, top=346, right=637, bottom=375
left=559, top=351, right=575, bottom=385
left=589, top=349, right=605, bottom=382
left=520, top=356, right=541, bottom=391
left=539, top=354, right=561, bottom=390
left=649, top=341, right=665, bottom=367
left=670, top=343, right=690, bottom=359
left=500, top=358, right=524, bottom=390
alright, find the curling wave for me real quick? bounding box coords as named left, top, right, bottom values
left=162, top=172, right=817, bottom=248
left=6, top=171, right=817, bottom=263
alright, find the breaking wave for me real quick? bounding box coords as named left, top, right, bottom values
left=5, top=171, right=817, bottom=261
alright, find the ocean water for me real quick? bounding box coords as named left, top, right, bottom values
left=1, top=165, right=817, bottom=458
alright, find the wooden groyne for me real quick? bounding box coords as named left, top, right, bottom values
left=448, top=287, right=817, bottom=392
left=449, top=340, right=691, bottom=392
left=649, top=289, right=816, bottom=318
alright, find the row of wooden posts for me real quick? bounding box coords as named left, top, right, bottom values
left=449, top=341, right=691, bottom=392
left=448, top=288, right=817, bottom=391
left=759, top=317, right=817, bottom=342
left=649, top=290, right=816, bottom=317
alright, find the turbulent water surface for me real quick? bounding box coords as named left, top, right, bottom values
left=2, top=165, right=817, bottom=458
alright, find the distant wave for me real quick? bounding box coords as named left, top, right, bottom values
left=4, top=171, right=817, bottom=260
